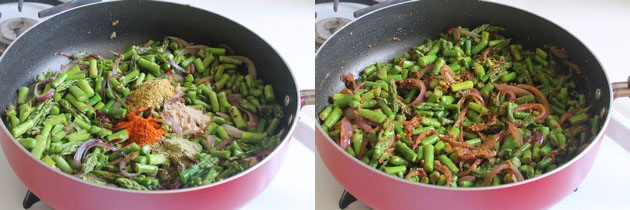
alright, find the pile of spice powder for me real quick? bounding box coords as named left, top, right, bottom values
left=152, top=136, right=202, bottom=167
left=127, top=79, right=176, bottom=111
left=115, top=108, right=166, bottom=146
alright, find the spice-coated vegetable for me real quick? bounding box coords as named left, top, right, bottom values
left=321, top=24, right=595, bottom=187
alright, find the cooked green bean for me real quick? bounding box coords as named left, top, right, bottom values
left=320, top=24, right=595, bottom=187
left=4, top=37, right=286, bottom=191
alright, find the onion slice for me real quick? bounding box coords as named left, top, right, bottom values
left=460, top=29, right=481, bottom=39
left=119, top=160, right=140, bottom=178
left=167, top=71, right=185, bottom=82
left=434, top=161, right=453, bottom=186
left=206, top=135, right=217, bottom=148
left=398, top=78, right=427, bottom=106
left=167, top=57, right=188, bottom=74
left=514, top=103, right=548, bottom=124
left=507, top=122, right=523, bottom=145
left=222, top=124, right=243, bottom=139
left=33, top=78, right=55, bottom=102
left=494, top=84, right=532, bottom=97
left=74, top=139, right=125, bottom=170
left=457, top=89, right=485, bottom=106
left=215, top=112, right=232, bottom=121
left=216, top=137, right=234, bottom=150
left=167, top=36, right=191, bottom=47
left=516, top=84, right=551, bottom=120
left=196, top=76, right=213, bottom=85
left=238, top=106, right=258, bottom=130
left=440, top=65, right=458, bottom=86
left=339, top=118, right=354, bottom=150
left=230, top=56, right=256, bottom=80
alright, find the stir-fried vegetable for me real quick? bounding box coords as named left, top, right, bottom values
left=4, top=37, right=286, bottom=190
left=320, top=24, right=597, bottom=187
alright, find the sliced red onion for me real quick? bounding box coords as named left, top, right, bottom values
left=66, top=122, right=81, bottom=133
left=74, top=139, right=99, bottom=169
left=206, top=135, right=217, bottom=148
left=255, top=149, right=273, bottom=159
left=74, top=139, right=125, bottom=170
left=222, top=124, right=243, bottom=139
left=460, top=29, right=481, bottom=38
left=230, top=56, right=256, bottom=79
left=160, top=112, right=183, bottom=136
left=215, top=112, right=232, bottom=121
left=180, top=45, right=208, bottom=56
left=119, top=160, right=139, bottom=178
left=238, top=106, right=258, bottom=130
left=516, top=84, right=551, bottom=119
left=166, top=36, right=191, bottom=47
left=168, top=70, right=185, bottom=82
left=507, top=122, right=523, bottom=145
left=339, top=119, right=353, bottom=150
left=111, top=53, right=122, bottom=77
left=216, top=137, right=234, bottom=150
left=403, top=79, right=427, bottom=106
left=228, top=94, right=244, bottom=102
left=167, top=57, right=188, bottom=74
left=196, top=76, right=213, bottom=85
left=228, top=94, right=244, bottom=105
left=188, top=61, right=195, bottom=74
left=440, top=65, right=458, bottom=86
left=34, top=78, right=55, bottom=102
left=106, top=77, right=115, bottom=100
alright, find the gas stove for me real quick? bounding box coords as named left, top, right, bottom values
left=0, top=0, right=101, bottom=55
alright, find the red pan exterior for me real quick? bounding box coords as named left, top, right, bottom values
left=316, top=129, right=603, bottom=210
left=0, top=129, right=291, bottom=210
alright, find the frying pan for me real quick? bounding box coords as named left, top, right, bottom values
left=315, top=0, right=629, bottom=209
left=0, top=0, right=314, bottom=209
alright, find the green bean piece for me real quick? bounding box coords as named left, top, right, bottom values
left=17, top=86, right=29, bottom=105
left=266, top=117, right=281, bottom=135
left=395, top=141, right=417, bottom=162
left=137, top=57, right=161, bottom=75
left=423, top=144, right=435, bottom=173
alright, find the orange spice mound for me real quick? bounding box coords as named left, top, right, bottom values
left=115, top=108, right=166, bottom=146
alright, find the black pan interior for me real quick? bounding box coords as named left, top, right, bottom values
left=315, top=0, right=610, bottom=127
left=0, top=0, right=298, bottom=138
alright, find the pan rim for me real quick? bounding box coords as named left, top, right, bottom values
left=315, top=0, right=614, bottom=191
left=0, top=0, right=302, bottom=194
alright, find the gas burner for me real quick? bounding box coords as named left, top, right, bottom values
left=0, top=17, right=36, bottom=43
left=0, top=1, right=55, bottom=55
left=315, top=17, right=350, bottom=47
left=315, top=2, right=370, bottom=50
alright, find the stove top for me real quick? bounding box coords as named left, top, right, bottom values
left=0, top=1, right=54, bottom=54
left=315, top=2, right=370, bottom=51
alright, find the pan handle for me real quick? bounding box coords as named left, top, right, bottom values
left=300, top=89, right=315, bottom=107
left=612, top=76, right=630, bottom=99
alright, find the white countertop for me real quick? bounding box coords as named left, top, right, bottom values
left=316, top=0, right=630, bottom=209
left=0, top=0, right=315, bottom=209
